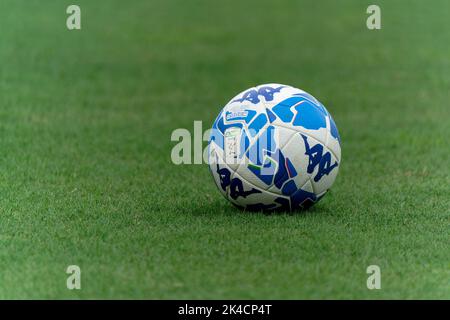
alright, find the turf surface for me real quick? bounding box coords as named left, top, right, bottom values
left=0, top=0, right=449, bottom=299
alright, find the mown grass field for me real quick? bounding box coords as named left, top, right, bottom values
left=0, top=0, right=448, bottom=299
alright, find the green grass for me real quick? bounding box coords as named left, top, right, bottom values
left=0, top=0, right=449, bottom=299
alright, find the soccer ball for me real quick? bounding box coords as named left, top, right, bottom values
left=208, top=84, right=341, bottom=211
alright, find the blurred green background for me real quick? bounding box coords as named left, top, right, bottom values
left=0, top=0, right=448, bottom=298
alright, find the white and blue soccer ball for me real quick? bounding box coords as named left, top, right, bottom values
left=208, top=83, right=341, bottom=211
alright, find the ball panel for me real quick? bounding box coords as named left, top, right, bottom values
left=208, top=145, right=229, bottom=201
left=298, top=133, right=340, bottom=196
left=234, top=125, right=297, bottom=191
left=266, top=130, right=311, bottom=195
left=227, top=171, right=290, bottom=211
left=264, top=89, right=330, bottom=147
left=325, top=113, right=342, bottom=162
